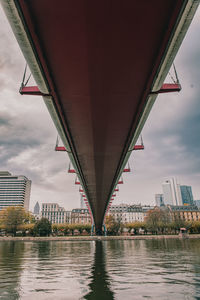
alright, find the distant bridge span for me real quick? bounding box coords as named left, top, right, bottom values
left=1, top=0, right=199, bottom=233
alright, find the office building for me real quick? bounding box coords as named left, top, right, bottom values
left=41, top=203, right=71, bottom=224
left=162, top=177, right=182, bottom=206
left=0, top=171, right=31, bottom=211
left=34, top=201, right=40, bottom=215
left=194, top=200, right=200, bottom=208
left=180, top=185, right=194, bottom=205
left=155, top=194, right=164, bottom=206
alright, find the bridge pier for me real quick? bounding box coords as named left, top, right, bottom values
left=95, top=224, right=107, bottom=236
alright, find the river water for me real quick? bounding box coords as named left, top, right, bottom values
left=0, top=239, right=200, bottom=299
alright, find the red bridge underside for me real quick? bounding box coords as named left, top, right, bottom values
left=17, top=0, right=186, bottom=230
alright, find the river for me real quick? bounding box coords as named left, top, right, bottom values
left=0, top=239, right=200, bottom=299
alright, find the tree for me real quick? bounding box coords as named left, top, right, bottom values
left=105, top=215, right=121, bottom=235
left=75, top=224, right=83, bottom=235
left=18, top=224, right=35, bottom=236
left=0, top=206, right=27, bottom=236
left=24, top=211, right=36, bottom=224
left=34, top=218, right=52, bottom=236
left=146, top=208, right=170, bottom=234
left=51, top=223, right=70, bottom=236
left=125, top=222, right=135, bottom=234
left=140, top=222, right=148, bottom=234
left=171, top=216, right=188, bottom=234
left=84, top=224, right=92, bottom=235
left=68, top=224, right=76, bottom=235
left=189, top=221, right=200, bottom=234
left=125, top=222, right=142, bottom=235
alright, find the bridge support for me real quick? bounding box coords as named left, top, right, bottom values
left=91, top=224, right=95, bottom=236
left=103, top=224, right=107, bottom=236
left=95, top=224, right=107, bottom=236
left=95, top=228, right=104, bottom=236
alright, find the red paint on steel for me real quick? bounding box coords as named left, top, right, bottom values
left=55, top=146, right=66, bottom=152
left=151, top=83, right=181, bottom=94
left=133, top=145, right=144, bottom=150
left=68, top=169, right=76, bottom=173
left=123, top=168, right=131, bottom=173
left=20, top=86, right=48, bottom=96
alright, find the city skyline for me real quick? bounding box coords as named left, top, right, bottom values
left=156, top=177, right=195, bottom=207
left=0, top=6, right=200, bottom=212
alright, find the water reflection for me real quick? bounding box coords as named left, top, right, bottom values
left=106, top=239, right=200, bottom=300
left=0, top=241, right=25, bottom=299
left=84, top=241, right=114, bottom=299
left=0, top=239, right=200, bottom=299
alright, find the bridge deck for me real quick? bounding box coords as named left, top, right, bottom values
left=1, top=0, right=198, bottom=231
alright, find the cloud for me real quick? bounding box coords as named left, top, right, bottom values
left=0, top=7, right=81, bottom=211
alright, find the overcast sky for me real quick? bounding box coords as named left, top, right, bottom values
left=0, top=6, right=200, bottom=211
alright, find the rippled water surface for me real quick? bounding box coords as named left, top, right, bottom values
left=0, top=239, right=200, bottom=299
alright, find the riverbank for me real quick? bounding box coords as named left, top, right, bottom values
left=0, top=234, right=200, bottom=241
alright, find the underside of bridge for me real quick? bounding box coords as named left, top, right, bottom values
left=1, top=0, right=198, bottom=232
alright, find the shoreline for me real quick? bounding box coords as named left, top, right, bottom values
left=0, top=234, right=200, bottom=242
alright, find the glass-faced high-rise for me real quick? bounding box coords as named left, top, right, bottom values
left=33, top=201, right=40, bottom=215
left=162, top=178, right=182, bottom=206
left=0, top=171, right=31, bottom=211
left=180, top=185, right=194, bottom=205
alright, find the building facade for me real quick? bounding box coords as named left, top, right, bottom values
left=155, top=194, right=164, bottom=206
left=108, top=204, right=154, bottom=223
left=0, top=171, right=31, bottom=211
left=169, top=205, right=200, bottom=222
left=194, top=200, right=200, bottom=208
left=108, top=204, right=129, bottom=223
left=71, top=208, right=91, bottom=224
left=180, top=185, right=194, bottom=206
left=41, top=203, right=71, bottom=224
left=162, top=178, right=182, bottom=206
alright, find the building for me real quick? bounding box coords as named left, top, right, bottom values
left=41, top=203, right=71, bottom=224
left=34, top=201, right=40, bottom=215
left=169, top=205, right=200, bottom=222
left=108, top=204, right=129, bottom=223
left=142, top=205, right=156, bottom=219
left=109, top=203, right=128, bottom=214
left=194, top=200, right=200, bottom=208
left=126, top=205, right=145, bottom=222
left=0, top=171, right=31, bottom=211
left=108, top=204, right=154, bottom=223
left=180, top=185, right=194, bottom=206
left=71, top=208, right=91, bottom=224
left=162, top=178, right=182, bottom=206
left=155, top=194, right=164, bottom=206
